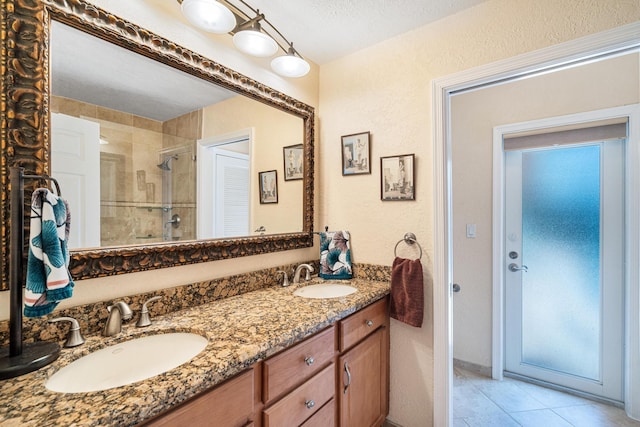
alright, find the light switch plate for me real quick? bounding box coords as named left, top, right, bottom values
left=466, top=223, right=476, bottom=238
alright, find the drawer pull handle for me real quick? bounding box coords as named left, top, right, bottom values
left=305, top=399, right=315, bottom=409
left=344, top=361, right=352, bottom=394
left=366, top=320, right=374, bottom=327
left=304, top=356, right=315, bottom=366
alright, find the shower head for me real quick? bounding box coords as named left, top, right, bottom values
left=157, top=155, right=178, bottom=171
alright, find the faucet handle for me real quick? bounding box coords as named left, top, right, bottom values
left=136, top=296, right=162, bottom=328
left=276, top=270, right=290, bottom=287
left=49, top=317, right=85, bottom=348
left=305, top=265, right=314, bottom=281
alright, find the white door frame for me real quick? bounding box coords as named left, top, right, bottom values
left=432, top=22, right=640, bottom=426
left=493, top=106, right=635, bottom=401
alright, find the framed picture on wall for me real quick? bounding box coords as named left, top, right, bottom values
left=283, top=144, right=303, bottom=181
left=380, top=154, right=415, bottom=201
left=341, top=131, right=371, bottom=175
left=259, top=170, right=278, bottom=204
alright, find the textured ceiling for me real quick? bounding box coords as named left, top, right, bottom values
left=244, top=0, right=490, bottom=64
left=52, top=1, right=490, bottom=121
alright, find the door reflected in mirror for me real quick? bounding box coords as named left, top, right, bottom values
left=50, top=21, right=304, bottom=250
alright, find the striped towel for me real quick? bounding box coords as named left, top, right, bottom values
left=319, top=230, right=353, bottom=280
left=24, top=188, right=74, bottom=318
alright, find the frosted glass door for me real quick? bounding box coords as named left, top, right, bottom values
left=504, top=142, right=624, bottom=402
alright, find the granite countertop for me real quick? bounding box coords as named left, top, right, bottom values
left=0, top=278, right=390, bottom=426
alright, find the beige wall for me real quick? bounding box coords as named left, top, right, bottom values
left=202, top=96, right=304, bottom=234
left=451, top=52, right=640, bottom=368
left=318, top=0, right=638, bottom=425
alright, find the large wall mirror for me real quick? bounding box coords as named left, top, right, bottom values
left=0, top=0, right=314, bottom=288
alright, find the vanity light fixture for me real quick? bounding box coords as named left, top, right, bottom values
left=271, top=44, right=311, bottom=78
left=178, top=0, right=310, bottom=77
left=180, top=0, right=236, bottom=34
left=232, top=15, right=278, bottom=57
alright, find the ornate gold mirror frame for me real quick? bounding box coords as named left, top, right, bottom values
left=0, top=0, right=314, bottom=289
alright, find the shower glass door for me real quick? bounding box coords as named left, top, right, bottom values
left=504, top=141, right=624, bottom=402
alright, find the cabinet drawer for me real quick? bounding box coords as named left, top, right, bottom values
left=263, top=363, right=335, bottom=427
left=144, top=368, right=254, bottom=427
left=300, top=398, right=335, bottom=427
left=263, top=325, right=335, bottom=403
left=339, top=298, right=388, bottom=351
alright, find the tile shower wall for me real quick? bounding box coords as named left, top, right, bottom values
left=161, top=111, right=201, bottom=242
left=51, top=97, right=200, bottom=246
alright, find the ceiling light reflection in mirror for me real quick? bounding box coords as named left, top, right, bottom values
left=50, top=21, right=305, bottom=251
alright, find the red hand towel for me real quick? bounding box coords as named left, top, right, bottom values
left=390, top=257, right=424, bottom=327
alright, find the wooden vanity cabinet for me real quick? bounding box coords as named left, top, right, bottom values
left=262, top=326, right=336, bottom=404
left=263, top=363, right=335, bottom=426
left=142, top=365, right=258, bottom=427
left=262, top=326, right=337, bottom=426
left=338, top=297, right=390, bottom=427
left=141, top=297, right=389, bottom=427
left=339, top=328, right=385, bottom=426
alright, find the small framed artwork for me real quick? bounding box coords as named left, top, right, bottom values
left=341, top=131, right=371, bottom=175
left=259, top=170, right=278, bottom=204
left=283, top=144, right=303, bottom=181
left=380, top=154, right=415, bottom=201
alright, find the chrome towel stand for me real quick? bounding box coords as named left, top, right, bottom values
left=0, top=167, right=63, bottom=379
left=394, top=232, right=423, bottom=259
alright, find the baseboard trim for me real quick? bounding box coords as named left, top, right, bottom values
left=453, top=358, right=492, bottom=378
left=383, top=419, right=403, bottom=427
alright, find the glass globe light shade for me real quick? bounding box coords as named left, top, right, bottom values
left=181, top=0, right=236, bottom=34
left=271, top=54, right=310, bottom=78
left=233, top=29, right=278, bottom=57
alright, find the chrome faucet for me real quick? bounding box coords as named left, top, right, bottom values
left=103, top=301, right=133, bottom=337
left=293, top=263, right=314, bottom=284
left=277, top=270, right=291, bottom=287
left=49, top=317, right=85, bottom=348
left=136, top=296, right=162, bottom=328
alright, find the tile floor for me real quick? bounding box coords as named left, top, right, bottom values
left=453, top=366, right=640, bottom=427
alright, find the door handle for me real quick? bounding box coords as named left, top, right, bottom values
left=508, top=263, right=528, bottom=272
left=343, top=361, right=351, bottom=394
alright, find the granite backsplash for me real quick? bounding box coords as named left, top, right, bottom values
left=0, top=262, right=390, bottom=346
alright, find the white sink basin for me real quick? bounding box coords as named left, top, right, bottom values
left=46, top=333, right=207, bottom=393
left=293, top=283, right=357, bottom=299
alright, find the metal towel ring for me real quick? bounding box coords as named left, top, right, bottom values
left=394, top=232, right=423, bottom=259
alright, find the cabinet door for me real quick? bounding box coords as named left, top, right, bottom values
left=143, top=368, right=254, bottom=427
left=339, top=328, right=384, bottom=427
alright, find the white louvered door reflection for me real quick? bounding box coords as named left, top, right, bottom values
left=214, top=148, right=249, bottom=238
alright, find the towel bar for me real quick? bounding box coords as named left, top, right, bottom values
left=0, top=167, right=62, bottom=380
left=394, top=232, right=423, bottom=259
